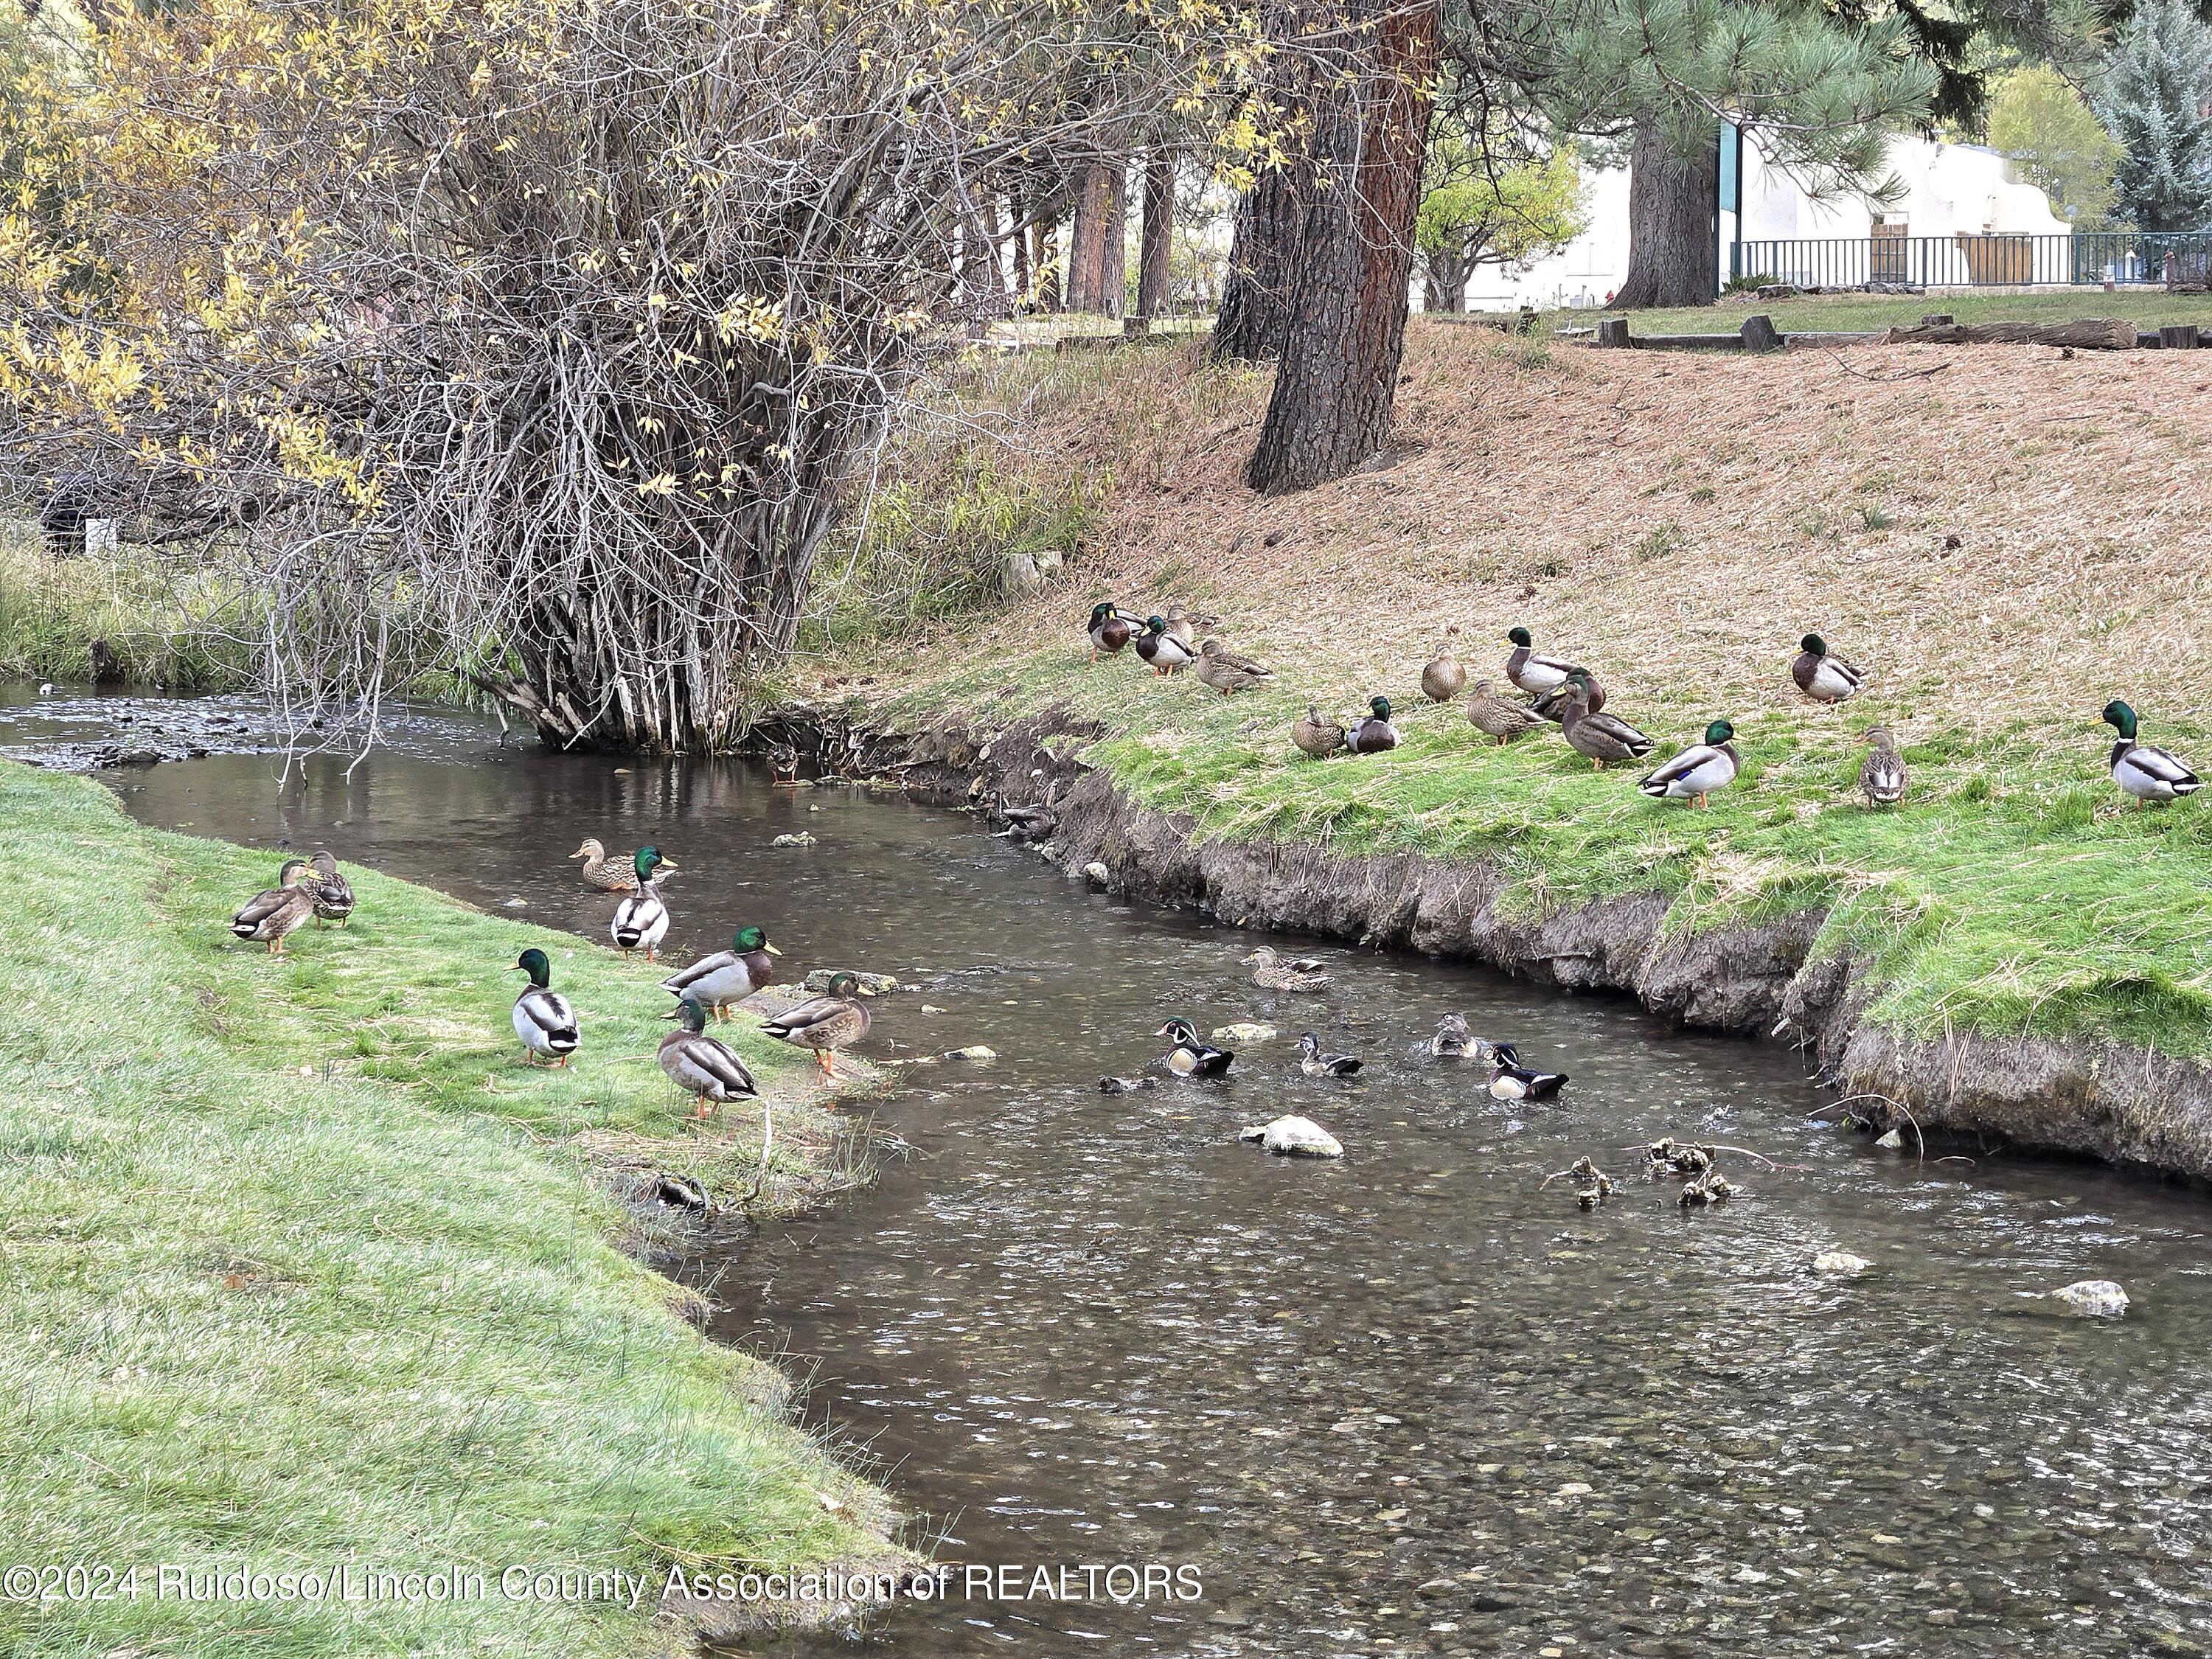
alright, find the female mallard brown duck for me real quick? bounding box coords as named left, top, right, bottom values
left=1164, top=605, right=1202, bottom=648
left=767, top=742, right=800, bottom=786
left=759, top=972, right=871, bottom=1078
left=1466, top=680, right=1543, bottom=744
left=658, top=995, right=760, bottom=1119
left=1134, top=616, right=1196, bottom=675
left=307, top=849, right=354, bottom=926
left=610, top=847, right=672, bottom=961
left=511, top=947, right=580, bottom=1067
left=1790, top=634, right=1866, bottom=703
left=2103, top=700, right=2201, bottom=805
left=660, top=925, right=781, bottom=1021
left=1421, top=648, right=1467, bottom=703
left=1557, top=673, right=1653, bottom=769
left=1504, top=626, right=1592, bottom=703
left=1859, top=727, right=1907, bottom=807
left=230, top=858, right=320, bottom=954
left=571, top=838, right=678, bottom=891
left=1195, top=638, right=1274, bottom=696
left=1088, top=602, right=1135, bottom=661
left=1638, top=719, right=1740, bottom=808
left=1348, top=695, right=1399, bottom=754
left=1245, top=945, right=1331, bottom=992
left=1291, top=704, right=1345, bottom=759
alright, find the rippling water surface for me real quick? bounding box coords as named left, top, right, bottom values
left=12, top=687, right=2212, bottom=1658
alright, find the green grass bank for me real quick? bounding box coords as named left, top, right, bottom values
left=0, top=761, right=895, bottom=1659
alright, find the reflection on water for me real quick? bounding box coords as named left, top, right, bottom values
left=15, top=690, right=2212, bottom=1658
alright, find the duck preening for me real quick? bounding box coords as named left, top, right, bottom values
left=1504, top=626, right=1593, bottom=704
left=1466, top=681, right=1543, bottom=745
left=1349, top=695, right=1399, bottom=754
left=1487, top=1042, right=1568, bottom=1101
left=1155, top=1018, right=1234, bottom=1077
left=1638, top=719, right=1741, bottom=808
left=610, top=846, right=672, bottom=961
left=1298, top=1033, right=1363, bottom=1077
left=1428, top=1012, right=1495, bottom=1060
left=307, top=849, right=354, bottom=925
left=767, top=742, right=801, bottom=786
left=571, top=837, right=675, bottom=891
left=230, top=858, right=320, bottom=954
left=759, top=972, right=871, bottom=1079
left=1422, top=647, right=1467, bottom=703
left=1859, top=726, right=1907, bottom=807
left=511, top=947, right=580, bottom=1067
left=1134, top=616, right=1195, bottom=675
left=1790, top=634, right=1866, bottom=703
left=1196, top=638, right=1275, bottom=696
left=659, top=925, right=780, bottom=1021
left=1088, top=602, right=1135, bottom=661
left=2103, top=700, right=2201, bottom=804
left=1245, top=945, right=1331, bottom=992
left=658, top=995, right=760, bottom=1118
left=989, top=787, right=1060, bottom=844
left=1292, top=704, right=1346, bottom=759
left=1557, top=672, right=1653, bottom=769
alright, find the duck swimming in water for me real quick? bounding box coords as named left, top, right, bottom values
left=1487, top=1042, right=1568, bottom=1101
left=1155, top=1018, right=1234, bottom=1078
left=1298, top=1033, right=1363, bottom=1077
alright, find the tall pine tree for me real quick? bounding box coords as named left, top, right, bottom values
left=2096, top=0, right=2212, bottom=231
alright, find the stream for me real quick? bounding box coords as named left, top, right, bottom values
left=9, top=686, right=2212, bottom=1658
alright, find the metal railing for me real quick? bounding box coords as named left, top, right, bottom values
left=1731, top=232, right=2212, bottom=290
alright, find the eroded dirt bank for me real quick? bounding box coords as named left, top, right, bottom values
left=776, top=703, right=2212, bottom=1183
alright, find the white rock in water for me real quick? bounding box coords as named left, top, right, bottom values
left=1874, top=1128, right=1905, bottom=1150
left=1813, top=1251, right=1871, bottom=1276
left=1254, top=1115, right=1343, bottom=1159
left=770, top=832, right=816, bottom=847
left=1082, top=861, right=1110, bottom=884
left=948, top=1045, right=996, bottom=1061
left=2052, top=1279, right=2129, bottom=1317
left=1211, top=1022, right=1278, bottom=1044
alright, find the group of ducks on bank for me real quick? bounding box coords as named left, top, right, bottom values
left=1088, top=603, right=2203, bottom=810
left=227, top=841, right=880, bottom=1123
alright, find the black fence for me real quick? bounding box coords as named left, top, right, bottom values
left=1731, top=232, right=2212, bottom=290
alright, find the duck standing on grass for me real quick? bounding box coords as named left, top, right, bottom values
left=1467, top=681, right=1544, bottom=745
left=1155, top=1018, right=1234, bottom=1078
left=307, top=849, right=355, bottom=926
left=1504, top=627, right=1592, bottom=704
left=1488, top=1042, right=1568, bottom=1101
left=658, top=995, right=760, bottom=1119
left=611, top=846, right=672, bottom=961
left=1422, top=647, right=1467, bottom=703
left=1791, top=634, right=1866, bottom=703
left=2103, top=701, right=2201, bottom=805
left=1088, top=602, right=1135, bottom=662
left=1298, top=1033, right=1363, bottom=1077
left=1349, top=696, right=1399, bottom=754
left=1245, top=945, right=1332, bottom=992
left=759, top=973, right=871, bottom=1079
left=1135, top=616, right=1196, bottom=675
left=1859, top=727, right=1907, bottom=807
left=230, top=859, right=320, bottom=954
left=1292, top=704, right=1346, bottom=759
left=510, top=948, right=580, bottom=1067
left=1638, top=720, right=1741, bottom=809
left=1196, top=638, right=1276, bottom=696
left=661, top=925, right=781, bottom=1021
left=1558, top=672, right=1653, bottom=769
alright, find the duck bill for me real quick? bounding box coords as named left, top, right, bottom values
left=766, top=943, right=783, bottom=956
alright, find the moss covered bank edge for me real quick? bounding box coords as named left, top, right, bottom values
left=794, top=706, right=2212, bottom=1183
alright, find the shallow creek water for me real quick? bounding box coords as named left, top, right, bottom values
left=10, top=688, right=2212, bottom=1658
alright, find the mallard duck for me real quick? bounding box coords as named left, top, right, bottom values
left=1558, top=673, right=1654, bottom=769
left=1487, top=1042, right=1568, bottom=1101
left=759, top=972, right=871, bottom=1078
left=1196, top=638, right=1275, bottom=696
left=1638, top=719, right=1741, bottom=808
left=1505, top=626, right=1587, bottom=700
left=1466, top=680, right=1543, bottom=744
left=1245, top=945, right=1332, bottom=992
left=2103, top=700, right=2201, bottom=804
left=1531, top=672, right=1607, bottom=721
left=511, top=947, right=580, bottom=1067
left=1291, top=704, right=1346, bottom=759
left=306, top=849, right=355, bottom=926
left=990, top=790, right=1060, bottom=844
left=1791, top=634, right=1866, bottom=703
left=1859, top=726, right=1907, bottom=807
left=767, top=742, right=800, bottom=786
left=660, top=925, right=781, bottom=1021
left=658, top=995, right=760, bottom=1119
left=571, top=838, right=677, bottom=891
left=1088, top=602, right=1135, bottom=661
left=1134, top=616, right=1195, bottom=675
left=1155, top=1018, right=1233, bottom=1078
left=1429, top=1012, right=1496, bottom=1060
left=1298, top=1032, right=1363, bottom=1077
left=1421, top=648, right=1467, bottom=703
left=1349, top=695, right=1399, bottom=754
left=610, top=846, right=672, bottom=961
left=229, top=858, right=320, bottom=954
left=1164, top=604, right=1203, bottom=648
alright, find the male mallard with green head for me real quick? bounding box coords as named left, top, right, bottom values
left=658, top=995, right=760, bottom=1119
left=511, top=947, right=580, bottom=1067
left=1195, top=638, right=1275, bottom=696
left=1349, top=695, right=1399, bottom=754
left=1292, top=704, right=1346, bottom=759
left=1135, top=616, right=1195, bottom=675
left=1638, top=719, right=1740, bottom=807
left=1422, top=647, right=1467, bottom=703
left=1466, top=680, right=1543, bottom=744
left=1859, top=727, right=1907, bottom=807
left=759, top=972, right=871, bottom=1079
left=660, top=925, right=781, bottom=1021
left=1790, top=634, right=1866, bottom=703
left=1558, top=672, right=1653, bottom=769
left=1504, top=626, right=1591, bottom=703
left=1245, top=945, right=1332, bottom=992
left=230, top=858, right=320, bottom=954
left=1088, top=602, right=1135, bottom=661
left=611, top=846, right=672, bottom=961
left=2102, top=701, right=2201, bottom=804
left=307, top=849, right=354, bottom=926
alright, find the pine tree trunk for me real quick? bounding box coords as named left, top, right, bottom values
left=1613, top=116, right=1720, bottom=310
left=1423, top=246, right=1468, bottom=311
left=1066, top=160, right=1127, bottom=316
left=1137, top=150, right=1175, bottom=321
left=1244, top=0, right=1439, bottom=495
left=1213, top=160, right=1303, bottom=361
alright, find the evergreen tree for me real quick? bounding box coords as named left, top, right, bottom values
left=2096, top=0, right=2212, bottom=231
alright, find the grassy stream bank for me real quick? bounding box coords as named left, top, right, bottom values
left=0, top=762, right=897, bottom=1658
